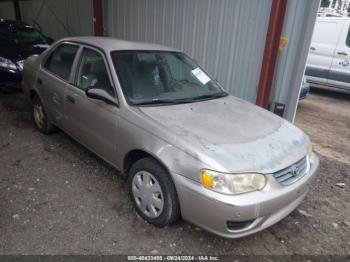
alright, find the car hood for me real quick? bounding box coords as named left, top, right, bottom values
left=0, top=43, right=49, bottom=62
left=138, top=95, right=308, bottom=173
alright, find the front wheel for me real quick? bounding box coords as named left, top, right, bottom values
left=128, top=157, right=180, bottom=227
left=32, top=96, right=57, bottom=134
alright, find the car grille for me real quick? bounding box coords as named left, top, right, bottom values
left=273, top=157, right=308, bottom=186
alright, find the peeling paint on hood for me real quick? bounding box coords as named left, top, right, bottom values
left=139, top=96, right=308, bottom=173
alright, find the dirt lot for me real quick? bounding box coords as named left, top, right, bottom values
left=0, top=87, right=349, bottom=255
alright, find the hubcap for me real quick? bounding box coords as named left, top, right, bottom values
left=34, top=103, right=45, bottom=129
left=132, top=171, right=164, bottom=218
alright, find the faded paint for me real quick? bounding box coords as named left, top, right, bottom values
left=139, top=96, right=308, bottom=174
left=24, top=36, right=310, bottom=179
left=23, top=36, right=319, bottom=238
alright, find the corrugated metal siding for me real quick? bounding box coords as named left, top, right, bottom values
left=0, top=1, right=15, bottom=20
left=104, top=0, right=272, bottom=103
left=0, top=0, right=94, bottom=40
left=0, top=0, right=319, bottom=121
left=271, top=0, right=320, bottom=121
left=19, top=0, right=94, bottom=40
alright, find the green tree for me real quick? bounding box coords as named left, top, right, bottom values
left=321, top=0, right=330, bottom=7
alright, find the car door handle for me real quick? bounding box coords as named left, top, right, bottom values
left=37, top=78, right=42, bottom=85
left=66, top=95, right=75, bottom=104
left=310, top=46, right=316, bottom=51
left=337, top=51, right=348, bottom=56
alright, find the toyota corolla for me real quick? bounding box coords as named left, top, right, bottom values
left=22, top=37, right=319, bottom=238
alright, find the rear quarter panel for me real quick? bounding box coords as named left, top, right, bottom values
left=22, top=55, right=41, bottom=95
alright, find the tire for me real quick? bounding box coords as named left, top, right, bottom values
left=128, top=157, right=180, bottom=227
left=32, top=95, right=57, bottom=134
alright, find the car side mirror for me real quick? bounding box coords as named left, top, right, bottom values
left=85, top=86, right=117, bottom=106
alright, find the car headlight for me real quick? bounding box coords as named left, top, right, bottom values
left=0, top=57, right=17, bottom=70
left=200, top=170, right=267, bottom=195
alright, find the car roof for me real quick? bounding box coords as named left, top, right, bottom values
left=63, top=36, right=179, bottom=52
left=317, top=17, right=350, bottom=21
left=61, top=36, right=180, bottom=53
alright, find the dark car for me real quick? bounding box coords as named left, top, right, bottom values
left=299, top=76, right=310, bottom=100
left=0, top=19, right=52, bottom=89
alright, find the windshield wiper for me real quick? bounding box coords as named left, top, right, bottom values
left=133, top=92, right=228, bottom=106
left=176, top=92, right=228, bottom=103
left=196, top=92, right=227, bottom=100
left=133, top=99, right=178, bottom=106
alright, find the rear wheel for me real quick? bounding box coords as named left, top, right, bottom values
left=128, top=157, right=180, bottom=227
left=32, top=96, right=57, bottom=134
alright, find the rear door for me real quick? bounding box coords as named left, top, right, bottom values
left=63, top=46, right=119, bottom=165
left=328, top=20, right=350, bottom=90
left=306, top=19, right=344, bottom=85
left=39, top=43, right=79, bottom=126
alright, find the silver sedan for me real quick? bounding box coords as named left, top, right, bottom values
left=22, top=37, right=319, bottom=238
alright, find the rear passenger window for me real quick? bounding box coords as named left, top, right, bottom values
left=44, top=44, right=79, bottom=81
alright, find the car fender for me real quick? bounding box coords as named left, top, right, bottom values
left=117, top=113, right=211, bottom=183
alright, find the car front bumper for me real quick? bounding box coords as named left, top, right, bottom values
left=0, top=67, right=22, bottom=89
left=172, top=153, right=319, bottom=238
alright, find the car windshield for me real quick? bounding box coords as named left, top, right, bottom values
left=111, top=51, right=227, bottom=105
left=0, top=23, right=47, bottom=45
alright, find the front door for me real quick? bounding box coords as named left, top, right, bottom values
left=306, top=19, right=344, bottom=85
left=328, top=21, right=350, bottom=90
left=63, top=47, right=119, bottom=165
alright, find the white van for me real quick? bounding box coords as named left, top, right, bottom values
left=306, top=17, right=350, bottom=90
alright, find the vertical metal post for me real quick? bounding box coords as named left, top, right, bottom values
left=13, top=0, right=22, bottom=21
left=256, top=0, right=288, bottom=108
left=93, top=0, right=103, bottom=36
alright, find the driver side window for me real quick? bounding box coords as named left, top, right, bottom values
left=75, top=48, right=113, bottom=95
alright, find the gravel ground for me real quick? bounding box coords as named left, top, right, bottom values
left=0, top=87, right=349, bottom=255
